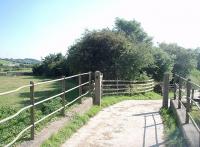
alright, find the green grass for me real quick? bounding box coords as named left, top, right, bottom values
left=0, top=76, right=78, bottom=108
left=0, top=75, right=79, bottom=146
left=0, top=59, right=13, bottom=65
left=160, top=108, right=186, bottom=147
left=41, top=91, right=162, bottom=147
left=189, top=69, right=200, bottom=85
left=8, top=68, right=32, bottom=72
left=190, top=106, right=200, bottom=129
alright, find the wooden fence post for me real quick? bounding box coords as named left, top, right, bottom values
left=117, top=78, right=119, bottom=95
left=173, top=74, right=177, bottom=100
left=185, top=79, right=191, bottom=123
left=94, top=71, right=102, bottom=106
left=162, top=73, right=169, bottom=108
left=89, top=72, right=92, bottom=95
left=191, top=88, right=194, bottom=109
left=30, top=81, right=35, bottom=140
left=178, top=76, right=182, bottom=109
left=78, top=74, right=82, bottom=104
left=61, top=76, right=66, bottom=116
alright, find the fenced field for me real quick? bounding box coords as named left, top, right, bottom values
left=0, top=73, right=90, bottom=146
left=0, top=76, right=78, bottom=108
left=0, top=71, right=156, bottom=146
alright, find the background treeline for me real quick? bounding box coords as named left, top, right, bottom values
left=33, top=18, right=200, bottom=81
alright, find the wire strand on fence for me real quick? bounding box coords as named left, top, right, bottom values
left=65, top=91, right=89, bottom=106
left=0, top=84, right=31, bottom=96
left=0, top=72, right=91, bottom=147
left=4, top=125, right=32, bottom=147
left=34, top=107, right=64, bottom=125
left=0, top=105, right=32, bottom=124
left=34, top=72, right=90, bottom=86
left=35, top=92, right=64, bottom=106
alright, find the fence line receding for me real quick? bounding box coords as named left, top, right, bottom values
left=0, top=72, right=92, bottom=147
left=102, top=79, right=154, bottom=96
left=173, top=73, right=200, bottom=133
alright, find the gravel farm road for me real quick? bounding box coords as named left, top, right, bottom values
left=62, top=100, right=165, bottom=147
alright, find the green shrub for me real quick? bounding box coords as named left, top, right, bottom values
left=153, top=84, right=162, bottom=94
left=41, top=98, right=62, bottom=115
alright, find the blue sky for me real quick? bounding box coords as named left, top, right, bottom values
left=1, top=0, right=200, bottom=60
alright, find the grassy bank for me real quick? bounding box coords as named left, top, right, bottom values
left=41, top=92, right=162, bottom=147
left=160, top=108, right=186, bottom=147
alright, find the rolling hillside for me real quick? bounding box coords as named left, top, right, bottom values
left=0, top=58, right=40, bottom=66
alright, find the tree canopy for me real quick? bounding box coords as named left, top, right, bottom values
left=32, top=18, right=198, bottom=81
left=67, top=29, right=153, bottom=80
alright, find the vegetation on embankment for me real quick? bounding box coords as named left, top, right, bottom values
left=160, top=108, right=186, bottom=147
left=41, top=91, right=162, bottom=147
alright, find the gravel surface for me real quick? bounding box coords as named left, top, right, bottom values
left=62, top=100, right=165, bottom=147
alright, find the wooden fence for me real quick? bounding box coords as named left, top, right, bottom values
left=0, top=70, right=155, bottom=146
left=0, top=72, right=93, bottom=147
left=163, top=73, right=200, bottom=133
left=102, top=79, right=154, bottom=96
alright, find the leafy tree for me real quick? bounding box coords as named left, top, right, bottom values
left=159, top=43, right=194, bottom=77
left=145, top=48, right=172, bottom=81
left=114, top=18, right=152, bottom=44
left=67, top=29, right=153, bottom=80
left=172, top=51, right=194, bottom=77
left=33, top=53, right=69, bottom=77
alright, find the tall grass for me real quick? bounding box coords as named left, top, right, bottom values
left=160, top=108, right=186, bottom=147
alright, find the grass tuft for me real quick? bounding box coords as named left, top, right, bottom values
left=160, top=108, right=186, bottom=147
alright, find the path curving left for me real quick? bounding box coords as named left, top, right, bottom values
left=62, top=100, right=165, bottom=147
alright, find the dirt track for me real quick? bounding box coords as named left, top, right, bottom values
left=62, top=100, right=165, bottom=147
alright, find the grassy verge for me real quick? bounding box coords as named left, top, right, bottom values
left=189, top=69, right=200, bottom=85
left=41, top=91, right=162, bottom=147
left=0, top=75, right=79, bottom=146
left=160, top=108, right=186, bottom=147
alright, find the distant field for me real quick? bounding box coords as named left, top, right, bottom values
left=0, top=59, right=13, bottom=65
left=7, top=68, right=32, bottom=72
left=0, top=76, right=78, bottom=108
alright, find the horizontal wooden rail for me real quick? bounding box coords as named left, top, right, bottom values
left=103, top=88, right=129, bottom=91
left=102, top=79, right=153, bottom=83
left=103, top=82, right=154, bottom=87
left=174, top=73, right=200, bottom=133
left=102, top=79, right=154, bottom=96
left=102, top=91, right=130, bottom=95
left=134, top=85, right=154, bottom=90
